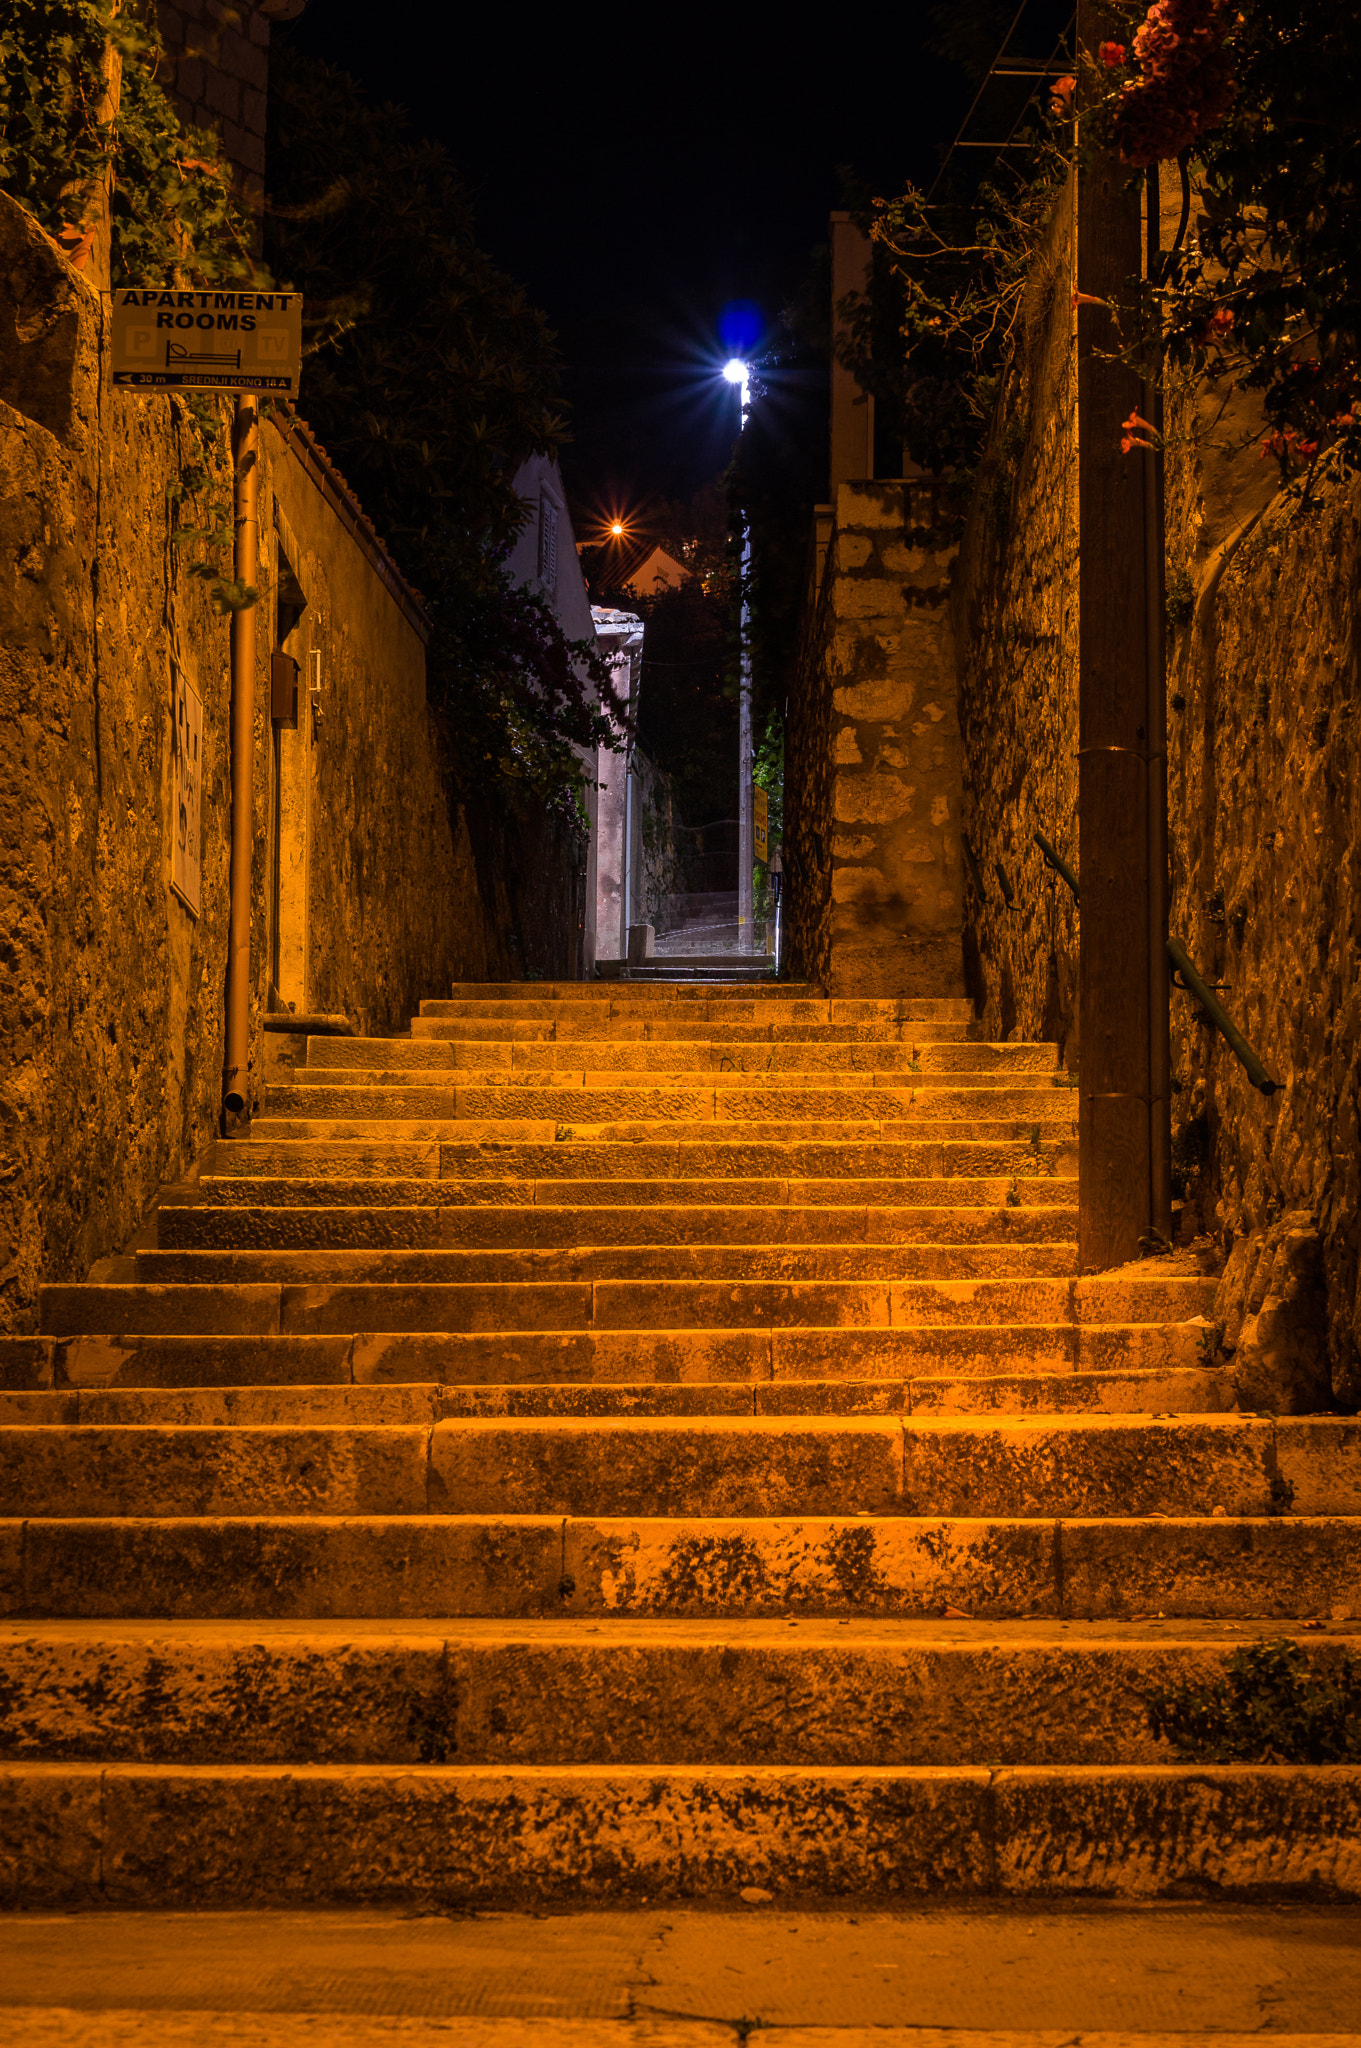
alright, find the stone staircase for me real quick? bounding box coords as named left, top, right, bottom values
left=2, top=979, right=1358, bottom=1906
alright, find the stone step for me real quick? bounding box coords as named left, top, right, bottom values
left=2, top=1322, right=1221, bottom=1391
left=133, top=1244, right=1080, bottom=1285
left=5, top=1756, right=1357, bottom=1904
left=160, top=1202, right=1080, bottom=1249
left=2, top=1617, right=1351, bottom=1767
left=424, top=995, right=972, bottom=1017
left=263, top=1083, right=1072, bottom=1120
left=236, top=1136, right=1080, bottom=1171
left=0, top=1415, right=1349, bottom=1521
left=195, top=1173, right=1080, bottom=1210
left=41, top=1275, right=1213, bottom=1336
left=3, top=1511, right=1355, bottom=1619
left=412, top=1017, right=973, bottom=1044
left=292, top=1064, right=1063, bottom=1093
left=0, top=1364, right=1237, bottom=1423
left=311, top=1037, right=1025, bottom=1073
left=441, top=982, right=822, bottom=1001
left=248, top=1121, right=1082, bottom=1154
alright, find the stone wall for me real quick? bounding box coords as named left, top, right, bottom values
left=951, top=167, right=1361, bottom=1407
left=953, top=179, right=1079, bottom=1056
left=154, top=0, right=292, bottom=216
left=787, top=482, right=964, bottom=997
left=0, top=191, right=584, bottom=1334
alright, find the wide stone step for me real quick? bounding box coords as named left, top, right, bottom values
left=3, top=1618, right=1352, bottom=1767
left=41, top=1275, right=1213, bottom=1336
left=0, top=1363, right=1237, bottom=1423
left=441, top=981, right=822, bottom=1000
left=6, top=1756, right=1358, bottom=1904
left=161, top=1202, right=1079, bottom=1249
left=0, top=1415, right=1349, bottom=1521
left=266, top=1081, right=1069, bottom=1120
left=290, top=1068, right=1063, bottom=1097
left=248, top=1118, right=1082, bottom=1151
left=312, top=1038, right=1034, bottom=1073
left=422, top=995, right=972, bottom=1019
left=230, top=1137, right=1079, bottom=1175
left=132, top=1244, right=1080, bottom=1285
left=3, top=1511, right=1356, bottom=1619
left=196, top=1173, right=1080, bottom=1210
left=2, top=1322, right=1222, bottom=1392
left=412, top=1017, right=971, bottom=1044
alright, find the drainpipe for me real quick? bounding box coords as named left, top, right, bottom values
left=223, top=392, right=259, bottom=1126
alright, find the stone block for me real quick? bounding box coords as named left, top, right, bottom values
left=24, top=1516, right=564, bottom=1619
left=0, top=1424, right=430, bottom=1518
left=563, top=1514, right=1057, bottom=1617
left=993, top=1765, right=1361, bottom=1895
left=0, top=1766, right=103, bottom=1904
left=97, top=1762, right=995, bottom=1903
left=429, top=1417, right=902, bottom=1518
left=1059, top=1515, right=1361, bottom=1618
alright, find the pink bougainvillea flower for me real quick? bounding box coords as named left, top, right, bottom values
left=1111, top=0, right=1237, bottom=166
left=1099, top=40, right=1127, bottom=64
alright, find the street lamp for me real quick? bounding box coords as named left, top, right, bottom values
left=724, top=359, right=754, bottom=959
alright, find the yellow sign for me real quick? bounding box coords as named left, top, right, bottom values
left=111, top=288, right=303, bottom=393
left=753, top=784, right=768, bottom=863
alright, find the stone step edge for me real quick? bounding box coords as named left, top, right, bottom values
left=5, top=1760, right=1360, bottom=1904
left=1, top=1329, right=1222, bottom=1392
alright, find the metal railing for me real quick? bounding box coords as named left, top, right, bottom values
left=1030, top=831, right=1279, bottom=1095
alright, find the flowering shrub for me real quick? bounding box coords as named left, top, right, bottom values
left=1109, top=0, right=1237, bottom=166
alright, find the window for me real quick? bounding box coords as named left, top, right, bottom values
left=538, top=493, right=559, bottom=593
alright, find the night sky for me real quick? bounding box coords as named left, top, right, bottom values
left=281, top=2, right=1073, bottom=525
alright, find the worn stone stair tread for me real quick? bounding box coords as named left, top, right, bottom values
left=40, top=1274, right=1216, bottom=1338
left=311, top=1038, right=1034, bottom=1070
left=4, top=1757, right=1361, bottom=1906
left=0, top=1414, right=1353, bottom=1521
left=5, top=1616, right=1359, bottom=1768
left=6, top=1512, right=1358, bottom=1621
left=0, top=1366, right=1240, bottom=1424
left=132, top=1246, right=1082, bottom=1286
left=194, top=1175, right=1081, bottom=1209
left=2, top=1413, right=1353, bottom=1521
left=160, top=1203, right=1080, bottom=1250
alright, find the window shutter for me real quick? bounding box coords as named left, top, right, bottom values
left=538, top=496, right=559, bottom=592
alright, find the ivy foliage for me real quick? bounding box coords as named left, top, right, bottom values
left=1146, top=1636, right=1361, bottom=1764
left=264, top=47, right=621, bottom=811
left=0, top=0, right=258, bottom=284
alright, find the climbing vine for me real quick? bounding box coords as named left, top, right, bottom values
left=0, top=0, right=260, bottom=286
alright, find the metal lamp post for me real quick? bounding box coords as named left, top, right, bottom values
left=724, top=357, right=753, bottom=957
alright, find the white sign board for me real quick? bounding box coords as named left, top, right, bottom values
left=111, top=288, right=303, bottom=394
left=171, top=671, right=203, bottom=916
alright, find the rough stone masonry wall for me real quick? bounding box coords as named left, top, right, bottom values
left=954, top=169, right=1361, bottom=1408
left=788, top=482, right=964, bottom=998
left=0, top=192, right=579, bottom=1334
left=953, top=177, right=1079, bottom=1059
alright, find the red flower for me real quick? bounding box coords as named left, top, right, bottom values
left=1209, top=308, right=1234, bottom=334
left=1297, top=441, right=1319, bottom=457
left=1050, top=74, right=1076, bottom=115
left=1122, top=410, right=1156, bottom=436
left=1072, top=290, right=1109, bottom=309
left=1099, top=40, right=1127, bottom=64
left=1110, top=0, right=1237, bottom=166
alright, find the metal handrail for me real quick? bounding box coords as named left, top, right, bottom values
left=1029, top=832, right=1279, bottom=1096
